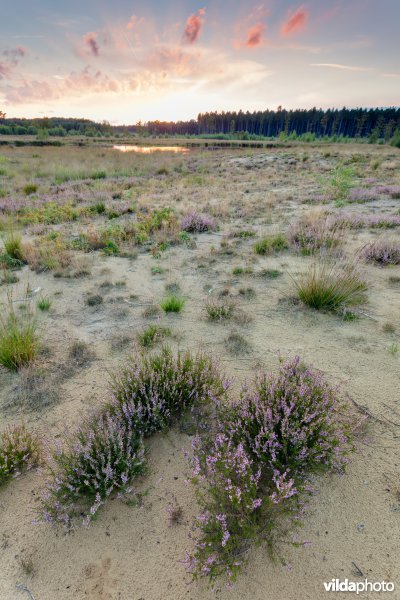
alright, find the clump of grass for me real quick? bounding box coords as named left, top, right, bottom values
left=86, top=294, right=103, bottom=306
left=388, top=343, right=399, bottom=356
left=361, top=240, right=400, bottom=265
left=1, top=271, right=19, bottom=285
left=205, top=300, right=235, bottom=321
left=4, top=232, right=24, bottom=262
left=0, top=424, right=42, bottom=486
left=68, top=341, right=93, bottom=367
left=161, top=295, right=185, bottom=313
left=151, top=264, right=164, bottom=275
left=37, top=296, right=52, bottom=311
left=12, top=365, right=58, bottom=409
left=382, top=322, right=396, bottom=334
left=257, top=268, right=283, bottom=279
left=232, top=266, right=253, bottom=276
left=23, top=183, right=38, bottom=196
left=254, top=233, right=288, bottom=255
left=224, top=331, right=251, bottom=355
left=138, top=324, right=171, bottom=348
left=0, top=302, right=39, bottom=370
left=293, top=261, right=368, bottom=312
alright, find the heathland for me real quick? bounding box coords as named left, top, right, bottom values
left=0, top=139, right=399, bottom=600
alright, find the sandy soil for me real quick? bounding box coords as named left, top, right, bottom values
left=0, top=142, right=399, bottom=600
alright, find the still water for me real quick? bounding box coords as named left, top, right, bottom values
left=113, top=145, right=189, bottom=154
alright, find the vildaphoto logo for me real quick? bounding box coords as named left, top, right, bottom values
left=323, top=579, right=395, bottom=594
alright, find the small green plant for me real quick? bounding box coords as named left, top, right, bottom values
left=0, top=424, right=42, bottom=486
left=232, top=266, right=253, bottom=276
left=0, top=301, right=39, bottom=370
left=37, top=296, right=52, bottom=311
left=293, top=261, right=368, bottom=312
left=151, top=264, right=164, bottom=275
left=23, top=183, right=38, bottom=196
left=388, top=343, right=399, bottom=356
left=205, top=300, right=235, bottom=321
left=161, top=295, right=185, bottom=313
left=254, top=234, right=288, bottom=255
left=86, top=294, right=103, bottom=306
left=4, top=232, right=24, bottom=261
left=138, top=324, right=171, bottom=348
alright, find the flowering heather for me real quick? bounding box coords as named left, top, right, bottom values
left=186, top=357, right=354, bottom=585
left=361, top=240, right=400, bottom=265
left=0, top=424, right=42, bottom=486
left=331, top=213, right=400, bottom=229
left=347, top=185, right=400, bottom=203
left=231, top=357, right=353, bottom=478
left=288, top=214, right=342, bottom=254
left=181, top=212, right=216, bottom=233
left=110, top=347, right=228, bottom=436
left=38, top=412, right=146, bottom=528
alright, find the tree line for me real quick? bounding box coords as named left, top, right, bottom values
left=1, top=107, right=400, bottom=141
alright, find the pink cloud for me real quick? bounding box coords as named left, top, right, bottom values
left=245, top=23, right=266, bottom=48
left=183, top=8, right=205, bottom=44
left=281, top=6, right=309, bottom=36
left=0, top=46, right=27, bottom=79
left=82, top=32, right=100, bottom=56
left=5, top=66, right=120, bottom=104
left=127, top=15, right=145, bottom=30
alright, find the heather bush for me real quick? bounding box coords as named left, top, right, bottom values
left=293, top=260, right=368, bottom=311
left=0, top=424, right=42, bottom=486
left=288, top=214, right=342, bottom=255
left=205, top=300, right=235, bottom=321
left=39, top=412, right=146, bottom=527
left=186, top=357, right=354, bottom=585
left=181, top=212, right=216, bottom=233
left=110, top=347, right=227, bottom=437
left=361, top=240, right=400, bottom=265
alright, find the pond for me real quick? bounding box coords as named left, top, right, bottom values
left=113, top=145, right=189, bottom=154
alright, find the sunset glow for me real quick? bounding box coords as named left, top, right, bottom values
left=0, top=1, right=399, bottom=123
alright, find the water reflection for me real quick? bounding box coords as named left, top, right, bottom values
left=113, top=145, right=189, bottom=154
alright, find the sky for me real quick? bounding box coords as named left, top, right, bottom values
left=0, top=0, right=399, bottom=124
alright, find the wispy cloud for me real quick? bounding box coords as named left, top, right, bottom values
left=82, top=32, right=100, bottom=57
left=183, top=8, right=205, bottom=44
left=281, top=6, right=309, bottom=36
left=127, top=15, right=145, bottom=31
left=245, top=23, right=266, bottom=48
left=0, top=45, right=27, bottom=80
left=310, top=63, right=370, bottom=72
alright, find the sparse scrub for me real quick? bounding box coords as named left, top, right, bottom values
left=293, top=260, right=368, bottom=311
left=86, top=294, right=103, bottom=306
left=0, top=424, right=42, bottom=486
